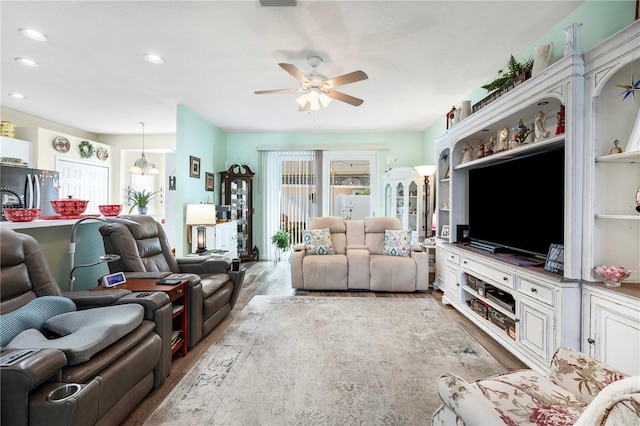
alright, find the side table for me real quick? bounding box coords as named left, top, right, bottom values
left=92, top=278, right=188, bottom=356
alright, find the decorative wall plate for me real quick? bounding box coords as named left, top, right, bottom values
left=79, top=140, right=95, bottom=158
left=53, top=136, right=70, bottom=153
left=97, top=147, right=109, bottom=161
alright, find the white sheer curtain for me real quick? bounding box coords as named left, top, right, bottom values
left=260, top=151, right=317, bottom=261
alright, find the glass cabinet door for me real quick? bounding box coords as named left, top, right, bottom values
left=221, top=164, right=255, bottom=261
left=384, top=183, right=392, bottom=217
left=408, top=180, right=418, bottom=232
left=395, top=182, right=405, bottom=222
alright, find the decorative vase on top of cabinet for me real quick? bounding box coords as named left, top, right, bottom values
left=220, top=164, right=254, bottom=261
left=383, top=167, right=423, bottom=243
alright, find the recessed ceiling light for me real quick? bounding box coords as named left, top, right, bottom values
left=144, top=54, right=165, bottom=64
left=9, top=93, right=25, bottom=99
left=15, top=57, right=39, bottom=67
left=19, top=28, right=48, bottom=41
left=537, top=101, right=549, bottom=106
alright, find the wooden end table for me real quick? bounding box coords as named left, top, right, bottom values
left=92, top=278, right=189, bottom=356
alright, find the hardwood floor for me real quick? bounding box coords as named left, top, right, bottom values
left=122, top=260, right=526, bottom=425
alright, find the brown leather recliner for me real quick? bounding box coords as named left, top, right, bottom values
left=0, top=227, right=172, bottom=426
left=98, top=215, right=245, bottom=348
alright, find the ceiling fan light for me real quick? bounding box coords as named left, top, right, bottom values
left=296, top=94, right=309, bottom=108
left=319, top=92, right=332, bottom=108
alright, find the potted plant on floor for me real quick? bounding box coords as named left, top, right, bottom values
left=128, top=189, right=159, bottom=214
left=271, top=228, right=290, bottom=264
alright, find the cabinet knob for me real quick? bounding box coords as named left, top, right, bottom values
left=456, top=283, right=460, bottom=287
left=587, top=338, right=595, bottom=345
left=463, top=260, right=467, bottom=265
left=530, top=288, right=538, bottom=293
left=503, top=276, right=509, bottom=281
left=177, top=289, right=183, bottom=294
left=514, top=318, right=520, bottom=323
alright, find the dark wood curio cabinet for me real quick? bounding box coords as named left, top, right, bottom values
left=220, top=164, right=254, bottom=261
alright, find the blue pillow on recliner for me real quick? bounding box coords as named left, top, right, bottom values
left=0, top=296, right=76, bottom=347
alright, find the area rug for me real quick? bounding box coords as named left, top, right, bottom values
left=145, top=296, right=507, bottom=425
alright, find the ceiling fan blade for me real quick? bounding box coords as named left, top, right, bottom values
left=254, top=88, right=302, bottom=95
left=325, top=90, right=364, bottom=106
left=279, top=63, right=311, bottom=84
left=324, top=71, right=368, bottom=88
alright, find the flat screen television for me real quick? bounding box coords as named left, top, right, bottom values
left=468, top=146, right=564, bottom=259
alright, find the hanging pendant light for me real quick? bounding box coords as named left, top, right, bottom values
left=130, top=122, right=160, bottom=175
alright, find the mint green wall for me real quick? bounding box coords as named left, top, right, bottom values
left=420, top=1, right=637, bottom=155
left=176, top=105, right=228, bottom=255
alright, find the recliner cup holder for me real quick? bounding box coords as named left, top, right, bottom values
left=47, top=384, right=81, bottom=402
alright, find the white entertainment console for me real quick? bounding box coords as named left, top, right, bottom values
left=434, top=21, right=640, bottom=375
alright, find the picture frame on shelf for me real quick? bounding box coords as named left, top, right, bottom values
left=205, top=172, right=214, bottom=191
left=544, top=243, right=564, bottom=274
left=441, top=225, right=450, bottom=238
left=190, top=156, right=201, bottom=178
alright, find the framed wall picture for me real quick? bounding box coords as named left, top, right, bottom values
left=190, top=156, right=201, bottom=178
left=441, top=225, right=450, bottom=238
left=544, top=244, right=564, bottom=274
left=205, top=172, right=214, bottom=191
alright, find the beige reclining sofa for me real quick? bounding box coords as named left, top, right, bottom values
left=291, top=216, right=429, bottom=292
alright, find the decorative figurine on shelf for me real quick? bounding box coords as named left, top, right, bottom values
left=461, top=144, right=473, bottom=163
left=556, top=104, right=565, bottom=135
left=512, top=118, right=533, bottom=145
left=609, top=139, right=623, bottom=155
left=476, top=143, right=485, bottom=159
left=534, top=110, right=551, bottom=142
left=484, top=136, right=495, bottom=156
left=496, top=127, right=509, bottom=152
left=446, top=106, right=456, bottom=130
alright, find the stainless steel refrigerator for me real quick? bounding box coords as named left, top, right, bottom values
left=1, top=165, right=60, bottom=220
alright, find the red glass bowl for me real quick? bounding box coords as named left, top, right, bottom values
left=99, top=204, right=122, bottom=217
left=4, top=208, right=41, bottom=222
left=51, top=196, right=88, bottom=217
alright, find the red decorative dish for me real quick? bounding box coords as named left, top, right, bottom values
left=99, top=204, right=122, bottom=217
left=51, top=196, right=89, bottom=216
left=3, top=208, right=41, bottom=222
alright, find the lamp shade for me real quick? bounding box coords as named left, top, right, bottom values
left=414, top=165, right=437, bottom=176
left=185, top=204, right=217, bottom=225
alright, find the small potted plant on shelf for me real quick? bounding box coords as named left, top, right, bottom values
left=482, top=55, right=534, bottom=93
left=271, top=228, right=291, bottom=264
left=128, top=189, right=159, bottom=214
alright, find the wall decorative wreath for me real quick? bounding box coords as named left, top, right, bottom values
left=79, top=140, right=95, bottom=158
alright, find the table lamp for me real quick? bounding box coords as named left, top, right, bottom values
left=414, top=165, right=437, bottom=239
left=186, top=204, right=217, bottom=254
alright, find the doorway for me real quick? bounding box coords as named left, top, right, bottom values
left=322, top=152, right=378, bottom=219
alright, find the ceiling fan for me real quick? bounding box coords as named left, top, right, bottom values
left=255, top=56, right=368, bottom=111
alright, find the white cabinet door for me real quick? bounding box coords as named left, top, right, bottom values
left=518, top=294, right=554, bottom=366
left=585, top=293, right=640, bottom=376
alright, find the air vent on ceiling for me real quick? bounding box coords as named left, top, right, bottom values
left=259, top=0, right=296, bottom=6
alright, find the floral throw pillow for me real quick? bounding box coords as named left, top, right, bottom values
left=302, top=228, right=335, bottom=255
left=383, top=230, right=412, bottom=257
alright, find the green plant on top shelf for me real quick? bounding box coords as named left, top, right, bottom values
left=482, top=55, right=534, bottom=93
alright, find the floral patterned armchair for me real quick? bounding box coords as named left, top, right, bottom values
left=433, top=346, right=640, bottom=425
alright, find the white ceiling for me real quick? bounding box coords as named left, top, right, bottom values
left=1, top=1, right=584, bottom=136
